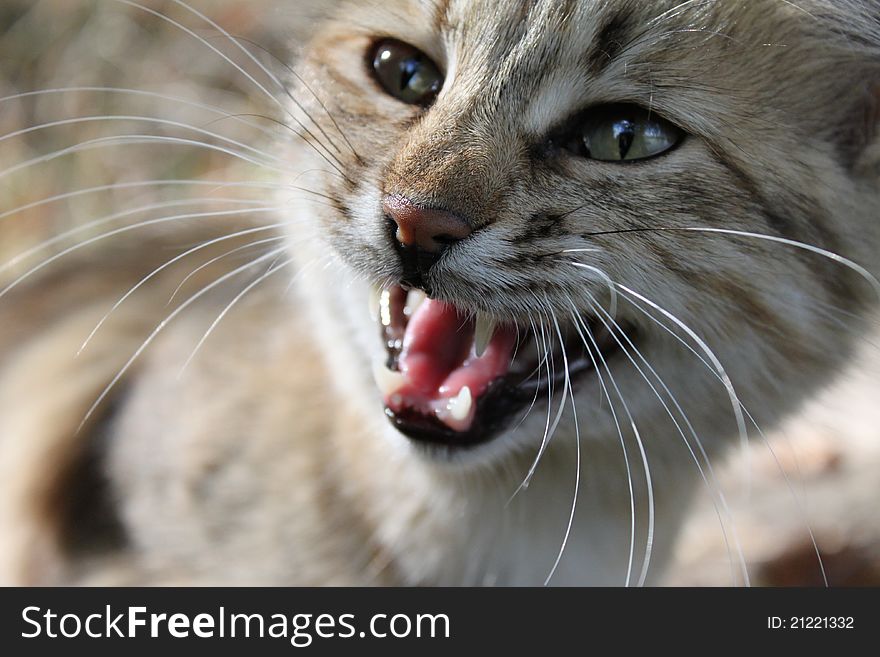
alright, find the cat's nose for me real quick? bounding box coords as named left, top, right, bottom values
left=383, top=195, right=473, bottom=253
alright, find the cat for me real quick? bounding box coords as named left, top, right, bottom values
left=0, top=0, right=879, bottom=586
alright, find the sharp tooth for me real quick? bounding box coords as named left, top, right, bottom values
left=372, top=358, right=407, bottom=396
left=448, top=386, right=473, bottom=422
left=368, top=287, right=382, bottom=322
left=474, top=313, right=497, bottom=357
left=379, top=289, right=393, bottom=327
left=405, top=289, right=426, bottom=317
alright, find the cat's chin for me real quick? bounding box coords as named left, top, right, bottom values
left=369, top=285, right=632, bottom=452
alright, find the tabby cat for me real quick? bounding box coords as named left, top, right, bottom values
left=1, top=0, right=879, bottom=586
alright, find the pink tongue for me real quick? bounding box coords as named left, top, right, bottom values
left=387, top=299, right=517, bottom=432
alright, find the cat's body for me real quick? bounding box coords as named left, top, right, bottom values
left=1, top=0, right=879, bottom=585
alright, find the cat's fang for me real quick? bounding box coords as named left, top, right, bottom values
left=434, top=386, right=474, bottom=431
left=372, top=358, right=408, bottom=396
left=474, top=314, right=497, bottom=358
left=448, top=386, right=473, bottom=421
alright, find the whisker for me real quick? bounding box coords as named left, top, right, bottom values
left=513, top=301, right=565, bottom=497
left=178, top=255, right=296, bottom=375
left=0, top=86, right=286, bottom=140
left=77, top=246, right=289, bottom=434
left=3, top=195, right=258, bottom=238
left=629, top=422, right=655, bottom=588
left=0, top=179, right=302, bottom=223
left=544, top=309, right=580, bottom=586
left=112, top=0, right=352, bottom=180
left=226, top=35, right=363, bottom=161
left=565, top=226, right=880, bottom=301
left=78, top=225, right=291, bottom=355
left=570, top=262, right=618, bottom=321
left=2, top=198, right=273, bottom=275
left=605, top=331, right=739, bottom=585
left=565, top=298, right=638, bottom=587
left=575, top=284, right=749, bottom=586
left=0, top=134, right=295, bottom=182
left=0, top=115, right=287, bottom=165
left=567, top=252, right=752, bottom=507
left=619, top=289, right=829, bottom=586
left=679, top=227, right=880, bottom=301
left=170, top=0, right=348, bottom=157
left=506, top=315, right=547, bottom=437
left=166, top=237, right=288, bottom=306
left=615, top=282, right=751, bottom=498
left=0, top=206, right=285, bottom=300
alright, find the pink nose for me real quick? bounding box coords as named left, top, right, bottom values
left=383, top=195, right=473, bottom=253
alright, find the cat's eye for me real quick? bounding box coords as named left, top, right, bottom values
left=370, top=39, right=443, bottom=106
left=566, top=105, right=684, bottom=162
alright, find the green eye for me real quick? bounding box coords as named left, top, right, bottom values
left=568, top=105, right=684, bottom=162
left=371, top=39, right=443, bottom=106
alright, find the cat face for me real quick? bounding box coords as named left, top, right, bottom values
left=283, top=0, right=880, bottom=462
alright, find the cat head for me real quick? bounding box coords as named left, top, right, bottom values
left=281, top=0, right=880, bottom=464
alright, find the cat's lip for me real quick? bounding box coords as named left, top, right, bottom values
left=371, top=286, right=626, bottom=450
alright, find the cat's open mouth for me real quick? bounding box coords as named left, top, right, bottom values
left=372, top=286, right=625, bottom=449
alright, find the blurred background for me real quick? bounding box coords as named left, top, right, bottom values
left=1, top=0, right=879, bottom=586
left=0, top=0, right=288, bottom=270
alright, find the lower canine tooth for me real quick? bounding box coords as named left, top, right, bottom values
left=372, top=359, right=407, bottom=396
left=474, top=314, right=497, bottom=357
left=447, top=386, right=473, bottom=422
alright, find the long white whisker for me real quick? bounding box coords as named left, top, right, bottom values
left=2, top=198, right=270, bottom=273
left=513, top=302, right=566, bottom=496
left=567, top=227, right=880, bottom=301
left=178, top=256, right=296, bottom=375
left=544, top=310, right=579, bottom=586
left=226, top=36, right=362, bottom=160
left=630, top=422, right=655, bottom=588
left=77, top=247, right=288, bottom=433
left=580, top=286, right=748, bottom=586
left=0, top=179, right=299, bottom=223
left=166, top=237, right=288, bottom=306
left=0, top=134, right=293, bottom=182
left=565, top=298, right=638, bottom=587
left=509, top=318, right=551, bottom=501
left=570, top=262, right=618, bottom=320
left=0, top=87, right=284, bottom=140
left=0, top=206, right=284, bottom=300
left=113, top=0, right=350, bottom=178
left=0, top=115, right=285, bottom=164
left=507, top=315, right=547, bottom=436
left=619, top=290, right=829, bottom=586
left=169, top=0, right=349, bottom=158
left=615, top=282, right=751, bottom=502
left=678, top=227, right=880, bottom=301
left=77, top=225, right=291, bottom=355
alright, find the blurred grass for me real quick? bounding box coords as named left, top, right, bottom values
left=0, top=0, right=291, bottom=278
